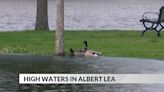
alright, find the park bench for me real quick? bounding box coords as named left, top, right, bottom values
left=140, top=6, right=164, bottom=37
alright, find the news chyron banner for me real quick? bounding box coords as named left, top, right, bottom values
left=19, top=74, right=164, bottom=84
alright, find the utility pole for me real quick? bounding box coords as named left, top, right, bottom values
left=55, top=0, right=64, bottom=55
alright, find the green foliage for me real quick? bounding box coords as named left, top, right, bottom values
left=0, top=30, right=164, bottom=59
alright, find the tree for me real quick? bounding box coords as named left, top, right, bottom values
left=35, top=0, right=49, bottom=31
left=55, top=0, right=64, bottom=55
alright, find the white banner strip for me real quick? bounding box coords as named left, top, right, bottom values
left=19, top=74, right=164, bottom=84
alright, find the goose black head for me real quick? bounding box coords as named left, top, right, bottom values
left=69, top=48, right=74, bottom=54
left=83, top=41, right=88, bottom=51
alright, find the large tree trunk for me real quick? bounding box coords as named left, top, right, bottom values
left=35, top=0, right=49, bottom=31
left=55, top=0, right=64, bottom=55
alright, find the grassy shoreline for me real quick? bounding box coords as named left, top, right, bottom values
left=0, top=30, right=164, bottom=59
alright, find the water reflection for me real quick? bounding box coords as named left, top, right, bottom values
left=0, top=55, right=164, bottom=92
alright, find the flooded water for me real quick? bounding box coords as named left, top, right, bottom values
left=0, top=54, right=164, bottom=92
left=0, top=0, right=163, bottom=31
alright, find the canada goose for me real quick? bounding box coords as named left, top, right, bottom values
left=69, top=48, right=85, bottom=56
left=69, top=41, right=102, bottom=57
left=83, top=41, right=102, bottom=57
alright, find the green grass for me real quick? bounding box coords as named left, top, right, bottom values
left=0, top=30, right=164, bottom=59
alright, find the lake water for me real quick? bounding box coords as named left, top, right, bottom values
left=0, top=55, right=164, bottom=91
left=0, top=0, right=163, bottom=31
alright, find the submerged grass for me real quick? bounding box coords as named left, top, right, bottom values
left=0, top=30, right=164, bottom=59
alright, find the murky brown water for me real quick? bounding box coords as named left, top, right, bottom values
left=0, top=54, right=164, bottom=92
left=0, top=0, right=163, bottom=31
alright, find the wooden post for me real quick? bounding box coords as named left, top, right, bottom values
left=55, top=0, right=64, bottom=55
